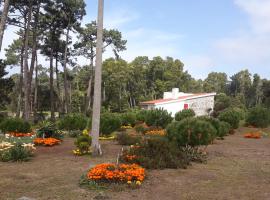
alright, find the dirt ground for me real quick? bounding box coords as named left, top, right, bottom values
left=1, top=127, right=270, bottom=200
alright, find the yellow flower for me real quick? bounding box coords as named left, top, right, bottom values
left=82, top=129, right=89, bottom=136
left=136, top=181, right=141, bottom=185
left=127, top=181, right=132, bottom=184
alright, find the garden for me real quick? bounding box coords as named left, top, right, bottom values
left=1, top=105, right=270, bottom=199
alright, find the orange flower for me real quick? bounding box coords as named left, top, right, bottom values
left=145, top=129, right=166, bottom=136
left=244, top=132, right=261, bottom=139
left=34, top=138, right=61, bottom=146
left=87, top=163, right=145, bottom=183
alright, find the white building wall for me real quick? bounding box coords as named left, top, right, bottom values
left=185, top=96, right=215, bottom=116
left=145, top=96, right=215, bottom=117
left=154, top=101, right=185, bottom=117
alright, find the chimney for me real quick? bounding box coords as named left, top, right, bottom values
left=172, top=88, right=179, bottom=99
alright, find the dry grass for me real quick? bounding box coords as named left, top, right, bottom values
left=1, top=127, right=270, bottom=200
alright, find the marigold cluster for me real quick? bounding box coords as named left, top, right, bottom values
left=244, top=132, right=261, bottom=139
left=87, top=163, right=145, bottom=183
left=8, top=132, right=34, bottom=137
left=145, top=129, right=166, bottom=136
left=34, top=138, right=61, bottom=146
left=121, top=125, right=133, bottom=129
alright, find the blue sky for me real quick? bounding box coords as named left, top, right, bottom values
left=2, top=0, right=270, bottom=79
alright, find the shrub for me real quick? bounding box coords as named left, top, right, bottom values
left=198, top=117, right=231, bottom=138
left=121, top=137, right=190, bottom=169
left=136, top=110, right=148, bottom=122
left=144, top=109, right=173, bottom=128
left=57, top=113, right=87, bottom=131
left=0, top=118, right=31, bottom=133
left=68, top=130, right=82, bottom=138
left=246, top=106, right=270, bottom=128
left=166, top=118, right=216, bottom=147
left=120, top=112, right=136, bottom=127
left=0, top=142, right=33, bottom=162
left=116, top=132, right=141, bottom=146
left=218, top=109, right=241, bottom=129
left=100, top=113, right=121, bottom=136
left=134, top=123, right=148, bottom=134
left=175, top=109, right=195, bottom=121
left=36, top=121, right=63, bottom=139
left=74, top=135, right=92, bottom=154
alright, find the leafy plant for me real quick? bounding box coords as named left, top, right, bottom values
left=74, top=135, right=92, bottom=154
left=0, top=118, right=31, bottom=133
left=218, top=109, right=241, bottom=129
left=175, top=109, right=195, bottom=121
left=246, top=106, right=270, bottom=128
left=120, top=112, right=136, bottom=127
left=116, top=132, right=141, bottom=146
left=68, top=130, right=82, bottom=138
left=166, top=118, right=216, bottom=147
left=198, top=117, right=230, bottom=138
left=0, top=142, right=33, bottom=162
left=136, top=109, right=148, bottom=123
left=36, top=121, right=63, bottom=139
left=144, top=109, right=173, bottom=128
left=100, top=113, right=121, bottom=136
left=121, top=137, right=190, bottom=169
left=57, top=113, right=87, bottom=131
left=134, top=123, right=148, bottom=134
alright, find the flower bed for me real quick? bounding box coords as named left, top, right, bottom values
left=7, top=132, right=34, bottom=137
left=34, top=138, right=61, bottom=146
left=244, top=132, right=261, bottom=139
left=145, top=129, right=166, bottom=136
left=87, top=163, right=145, bottom=184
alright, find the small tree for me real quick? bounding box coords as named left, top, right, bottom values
left=175, top=109, right=195, bottom=121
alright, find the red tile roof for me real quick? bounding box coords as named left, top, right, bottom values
left=140, top=93, right=215, bottom=105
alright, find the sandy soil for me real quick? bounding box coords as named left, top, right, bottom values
left=0, top=127, right=270, bottom=200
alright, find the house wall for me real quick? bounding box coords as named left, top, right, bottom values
left=154, top=101, right=185, bottom=117
left=184, top=96, right=215, bottom=116
left=148, top=95, right=215, bottom=117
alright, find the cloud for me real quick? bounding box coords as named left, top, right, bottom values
left=235, top=0, right=270, bottom=34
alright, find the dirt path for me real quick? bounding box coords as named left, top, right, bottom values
left=1, top=127, right=270, bottom=200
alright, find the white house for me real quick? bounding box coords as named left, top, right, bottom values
left=140, top=88, right=216, bottom=117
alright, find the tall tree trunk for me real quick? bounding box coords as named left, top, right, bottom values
left=91, top=0, right=104, bottom=156
left=50, top=50, right=55, bottom=121
left=28, top=2, right=40, bottom=96
left=55, top=56, right=61, bottom=115
left=23, top=0, right=33, bottom=120
left=16, top=41, right=25, bottom=118
left=63, top=26, right=70, bottom=114
left=85, top=52, right=94, bottom=115
left=33, top=55, right=38, bottom=122
left=0, top=0, right=10, bottom=51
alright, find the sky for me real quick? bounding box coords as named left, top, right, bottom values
left=1, top=0, right=270, bottom=79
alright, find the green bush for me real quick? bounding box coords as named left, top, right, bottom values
left=120, top=112, right=136, bottom=126
left=0, top=143, right=33, bottom=162
left=144, top=109, right=173, bottom=128
left=198, top=117, right=230, bottom=138
left=74, top=135, right=92, bottom=153
left=166, top=118, right=216, bottom=147
left=36, top=121, right=63, bottom=139
left=175, top=109, right=195, bottom=121
left=218, top=109, right=241, bottom=129
left=134, top=123, right=148, bottom=134
left=121, top=137, right=190, bottom=169
left=246, top=106, right=270, bottom=128
left=218, top=121, right=231, bottom=138
left=68, top=130, right=82, bottom=138
left=57, top=113, right=87, bottom=131
left=0, top=118, right=31, bottom=133
left=100, top=113, right=121, bottom=136
left=136, top=109, right=148, bottom=122
left=116, top=132, right=141, bottom=146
